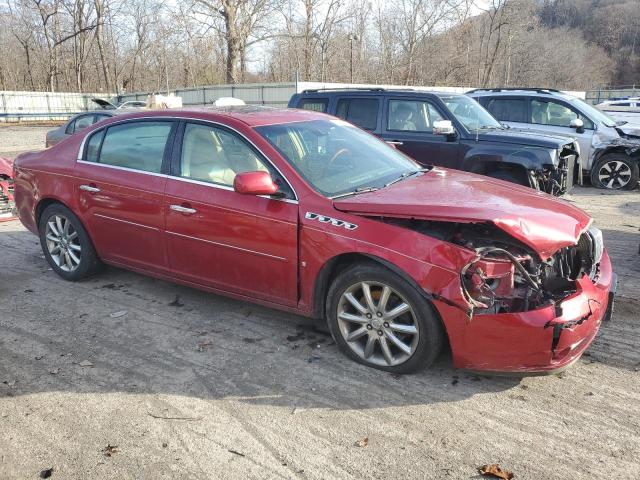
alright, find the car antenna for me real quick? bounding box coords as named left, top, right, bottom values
left=475, top=105, right=480, bottom=142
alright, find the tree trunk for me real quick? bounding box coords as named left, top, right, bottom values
left=223, top=2, right=239, bottom=83
left=94, top=0, right=112, bottom=91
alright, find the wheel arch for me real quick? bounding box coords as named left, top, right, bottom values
left=469, top=160, right=530, bottom=184
left=593, top=145, right=640, bottom=164
left=35, top=198, right=100, bottom=257
left=35, top=197, right=73, bottom=227
left=311, top=252, right=448, bottom=340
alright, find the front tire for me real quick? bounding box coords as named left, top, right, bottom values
left=590, top=154, right=638, bottom=190
left=326, top=263, right=444, bottom=374
left=39, top=203, right=102, bottom=281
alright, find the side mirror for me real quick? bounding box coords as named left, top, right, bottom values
left=433, top=120, right=456, bottom=136
left=570, top=118, right=584, bottom=132
left=233, top=171, right=280, bottom=196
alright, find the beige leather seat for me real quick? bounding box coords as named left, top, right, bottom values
left=182, top=126, right=236, bottom=185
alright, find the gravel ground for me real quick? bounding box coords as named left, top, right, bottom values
left=1, top=126, right=639, bottom=479
left=0, top=125, right=52, bottom=157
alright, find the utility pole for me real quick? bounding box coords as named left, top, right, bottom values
left=349, top=33, right=358, bottom=84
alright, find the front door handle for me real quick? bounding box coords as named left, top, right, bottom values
left=79, top=184, right=100, bottom=193
left=386, top=140, right=404, bottom=146
left=170, top=204, right=197, bottom=214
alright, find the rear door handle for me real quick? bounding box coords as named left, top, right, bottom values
left=386, top=140, right=403, bottom=146
left=79, top=184, right=100, bottom=193
left=170, top=204, right=197, bottom=214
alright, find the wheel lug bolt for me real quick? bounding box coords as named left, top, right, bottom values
left=383, top=322, right=389, bottom=328
left=377, top=330, right=383, bottom=336
left=376, top=312, right=383, bottom=317
left=366, top=313, right=372, bottom=319
left=366, top=324, right=372, bottom=330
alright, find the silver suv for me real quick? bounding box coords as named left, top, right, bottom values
left=468, top=88, right=640, bottom=190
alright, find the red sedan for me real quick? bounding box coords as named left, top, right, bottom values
left=13, top=107, right=616, bottom=374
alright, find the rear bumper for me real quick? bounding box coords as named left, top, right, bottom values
left=434, top=250, right=615, bottom=374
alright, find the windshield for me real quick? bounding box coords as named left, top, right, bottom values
left=568, top=97, right=617, bottom=127
left=255, top=119, right=420, bottom=197
left=441, top=95, right=502, bottom=131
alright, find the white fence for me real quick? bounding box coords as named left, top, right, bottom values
left=0, top=91, right=116, bottom=122
left=1, top=82, right=589, bottom=123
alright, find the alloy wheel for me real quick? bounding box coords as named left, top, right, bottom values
left=598, top=160, right=632, bottom=189
left=336, top=281, right=420, bottom=367
left=45, top=214, right=82, bottom=272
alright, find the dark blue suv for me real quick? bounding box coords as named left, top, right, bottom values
left=288, top=88, right=579, bottom=195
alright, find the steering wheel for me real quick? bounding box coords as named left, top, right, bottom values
left=325, top=148, right=351, bottom=173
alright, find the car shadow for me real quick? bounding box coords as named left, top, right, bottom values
left=0, top=228, right=524, bottom=409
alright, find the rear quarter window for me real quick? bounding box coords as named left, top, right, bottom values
left=298, top=98, right=328, bottom=112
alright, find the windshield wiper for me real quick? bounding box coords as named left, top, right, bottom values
left=330, top=186, right=379, bottom=200
left=477, top=124, right=503, bottom=130
left=384, top=169, right=427, bottom=188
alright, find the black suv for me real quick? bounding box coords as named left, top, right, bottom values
left=288, top=89, right=579, bottom=195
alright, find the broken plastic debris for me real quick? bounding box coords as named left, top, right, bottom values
left=102, top=444, right=119, bottom=457
left=355, top=437, right=369, bottom=447
left=39, top=467, right=54, bottom=478
left=479, top=464, right=514, bottom=479
left=78, top=360, right=93, bottom=367
left=110, top=310, right=128, bottom=318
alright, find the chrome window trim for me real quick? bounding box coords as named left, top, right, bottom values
left=76, top=115, right=299, bottom=202
left=77, top=159, right=168, bottom=178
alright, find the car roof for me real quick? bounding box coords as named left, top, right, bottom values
left=99, top=105, right=331, bottom=127
left=467, top=88, right=575, bottom=101
left=296, top=88, right=464, bottom=99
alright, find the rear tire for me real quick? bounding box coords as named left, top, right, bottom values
left=326, top=263, right=444, bottom=374
left=39, top=203, right=103, bottom=281
left=590, top=153, right=638, bottom=190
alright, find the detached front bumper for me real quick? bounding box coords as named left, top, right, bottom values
left=0, top=177, right=16, bottom=220
left=434, top=250, right=615, bottom=374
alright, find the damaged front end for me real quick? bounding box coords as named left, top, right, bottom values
left=459, top=225, right=603, bottom=317
left=530, top=143, right=578, bottom=196
left=381, top=218, right=614, bottom=373
left=0, top=157, right=16, bottom=220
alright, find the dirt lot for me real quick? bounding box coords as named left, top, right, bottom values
left=1, top=125, right=639, bottom=479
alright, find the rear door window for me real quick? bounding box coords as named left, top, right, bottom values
left=298, top=98, right=328, bottom=113
left=484, top=98, right=527, bottom=123
left=90, top=121, right=173, bottom=173
left=335, top=98, right=379, bottom=130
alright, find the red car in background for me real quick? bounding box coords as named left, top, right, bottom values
left=12, top=107, right=616, bottom=374
left=0, top=157, right=15, bottom=219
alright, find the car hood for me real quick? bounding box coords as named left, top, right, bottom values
left=91, top=97, right=116, bottom=109
left=0, top=157, right=13, bottom=177
left=617, top=122, right=640, bottom=138
left=476, top=128, right=572, bottom=148
left=333, top=168, right=591, bottom=260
